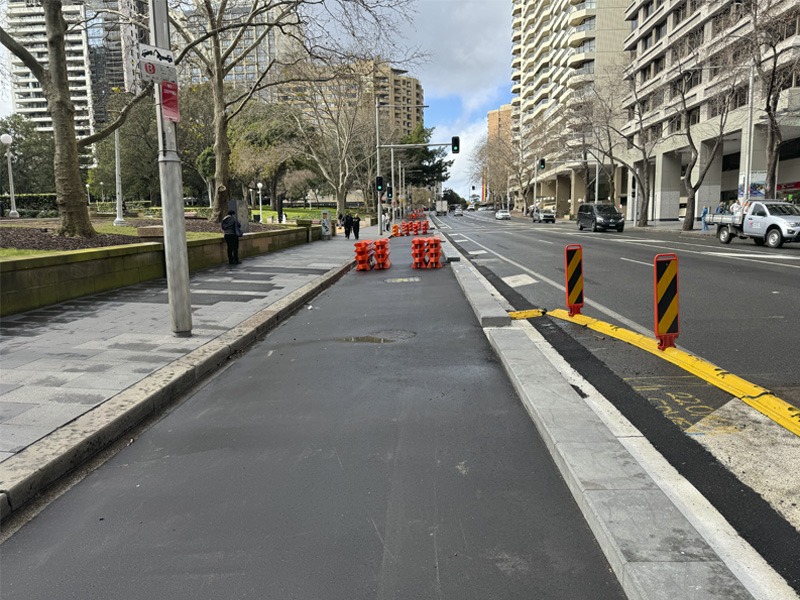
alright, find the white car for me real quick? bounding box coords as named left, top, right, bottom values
left=495, top=209, right=511, bottom=220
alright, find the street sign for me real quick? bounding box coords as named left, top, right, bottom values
left=161, top=81, right=180, bottom=122
left=139, top=43, right=177, bottom=84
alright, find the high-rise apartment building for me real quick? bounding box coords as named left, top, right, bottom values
left=621, top=0, right=800, bottom=222
left=5, top=0, right=145, bottom=136
left=372, top=61, right=425, bottom=139
left=510, top=0, right=629, bottom=212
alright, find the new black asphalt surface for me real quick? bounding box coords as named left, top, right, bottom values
left=0, top=220, right=790, bottom=599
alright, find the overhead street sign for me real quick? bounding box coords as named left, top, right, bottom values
left=139, top=43, right=177, bottom=84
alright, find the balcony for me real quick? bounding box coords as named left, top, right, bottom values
left=568, top=49, right=595, bottom=68
left=568, top=28, right=595, bottom=47
left=568, top=2, right=597, bottom=27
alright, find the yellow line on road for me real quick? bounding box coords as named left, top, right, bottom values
left=542, top=308, right=800, bottom=438
left=509, top=309, right=546, bottom=319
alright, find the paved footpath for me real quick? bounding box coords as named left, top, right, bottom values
left=0, top=220, right=794, bottom=600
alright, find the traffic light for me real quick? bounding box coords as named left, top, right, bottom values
left=451, top=136, right=460, bottom=154
left=376, top=176, right=384, bottom=192
left=538, top=158, right=546, bottom=170
left=387, top=186, right=393, bottom=199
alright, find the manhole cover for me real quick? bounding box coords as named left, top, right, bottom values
left=336, top=330, right=416, bottom=344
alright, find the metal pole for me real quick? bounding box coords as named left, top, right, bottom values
left=743, top=64, right=755, bottom=202
left=150, top=0, right=192, bottom=335
left=375, top=99, right=382, bottom=234
left=390, top=147, right=396, bottom=228
left=1, top=136, right=19, bottom=218
left=86, top=183, right=90, bottom=205
left=533, top=158, right=538, bottom=209
left=113, top=128, right=126, bottom=226
left=257, top=183, right=263, bottom=222
left=595, top=159, right=600, bottom=203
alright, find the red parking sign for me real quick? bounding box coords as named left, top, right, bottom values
left=161, top=81, right=180, bottom=122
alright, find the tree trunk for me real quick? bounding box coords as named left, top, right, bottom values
left=211, top=60, right=230, bottom=222
left=683, top=187, right=697, bottom=231
left=44, top=2, right=96, bottom=237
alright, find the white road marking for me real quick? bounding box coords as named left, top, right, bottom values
left=502, top=274, right=538, bottom=288
left=620, top=257, right=653, bottom=267
left=468, top=250, right=488, bottom=256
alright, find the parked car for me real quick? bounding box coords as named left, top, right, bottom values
left=577, top=203, right=625, bottom=232
left=453, top=207, right=464, bottom=216
left=531, top=207, right=556, bottom=223
left=495, top=209, right=511, bottom=220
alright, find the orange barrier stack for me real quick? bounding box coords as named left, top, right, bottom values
left=391, top=223, right=401, bottom=237
left=411, top=238, right=427, bottom=269
left=412, top=221, right=420, bottom=235
left=401, top=221, right=411, bottom=236
left=421, top=221, right=429, bottom=234
left=374, top=239, right=391, bottom=270
left=425, top=237, right=442, bottom=268
left=354, top=240, right=375, bottom=271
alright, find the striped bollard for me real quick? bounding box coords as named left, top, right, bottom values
left=653, top=253, right=679, bottom=350
left=564, top=244, right=584, bottom=317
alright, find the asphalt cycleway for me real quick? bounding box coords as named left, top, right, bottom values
left=0, top=220, right=792, bottom=599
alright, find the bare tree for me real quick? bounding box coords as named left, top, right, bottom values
left=285, top=60, right=375, bottom=215
left=737, top=0, right=800, bottom=197
left=169, top=0, right=414, bottom=221
left=0, top=2, right=151, bottom=237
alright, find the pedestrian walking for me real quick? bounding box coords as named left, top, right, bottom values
left=701, top=205, right=709, bottom=231
left=343, top=213, right=353, bottom=239
left=221, top=210, right=242, bottom=264
left=352, top=213, right=361, bottom=240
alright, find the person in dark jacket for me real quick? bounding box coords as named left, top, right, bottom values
left=221, top=210, right=242, bottom=264
left=343, top=213, right=353, bottom=239
left=352, top=213, right=361, bottom=240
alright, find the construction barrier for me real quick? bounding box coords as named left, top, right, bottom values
left=391, top=223, right=401, bottom=237
left=411, top=238, right=427, bottom=269
left=354, top=240, right=375, bottom=271
left=425, top=237, right=442, bottom=268
left=374, top=239, right=391, bottom=270
left=421, top=221, right=429, bottom=234
left=412, top=221, right=420, bottom=235
left=401, top=221, right=411, bottom=236
left=653, top=253, right=679, bottom=350
left=564, top=244, right=584, bottom=316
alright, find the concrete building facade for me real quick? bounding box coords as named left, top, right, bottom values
left=621, top=0, right=800, bottom=222
left=507, top=0, right=800, bottom=222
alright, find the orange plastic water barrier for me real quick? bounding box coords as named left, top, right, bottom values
left=425, top=237, right=442, bottom=268
left=374, top=239, right=392, bottom=270
left=354, top=240, right=375, bottom=271
left=411, top=238, right=427, bottom=269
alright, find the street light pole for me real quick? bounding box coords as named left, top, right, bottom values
left=257, top=182, right=263, bottom=222
left=113, top=128, right=126, bottom=226
left=85, top=183, right=90, bottom=205
left=743, top=64, right=755, bottom=202
left=0, top=134, right=19, bottom=218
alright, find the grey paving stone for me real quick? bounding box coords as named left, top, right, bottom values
left=3, top=403, right=90, bottom=430
left=0, top=423, right=55, bottom=452
left=0, top=401, right=34, bottom=423
left=624, top=560, right=754, bottom=600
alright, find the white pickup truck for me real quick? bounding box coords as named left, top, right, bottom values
left=705, top=201, right=800, bottom=248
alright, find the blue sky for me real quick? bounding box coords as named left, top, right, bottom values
left=1, top=0, right=513, bottom=196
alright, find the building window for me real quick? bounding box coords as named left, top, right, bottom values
left=655, top=20, right=668, bottom=41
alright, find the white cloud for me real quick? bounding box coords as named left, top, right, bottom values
left=400, top=0, right=512, bottom=195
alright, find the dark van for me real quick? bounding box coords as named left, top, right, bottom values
left=577, top=203, right=625, bottom=232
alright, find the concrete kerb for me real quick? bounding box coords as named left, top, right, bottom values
left=0, top=261, right=354, bottom=521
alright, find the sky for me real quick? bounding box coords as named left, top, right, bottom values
left=398, top=0, right=513, bottom=198
left=0, top=0, right=513, bottom=198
